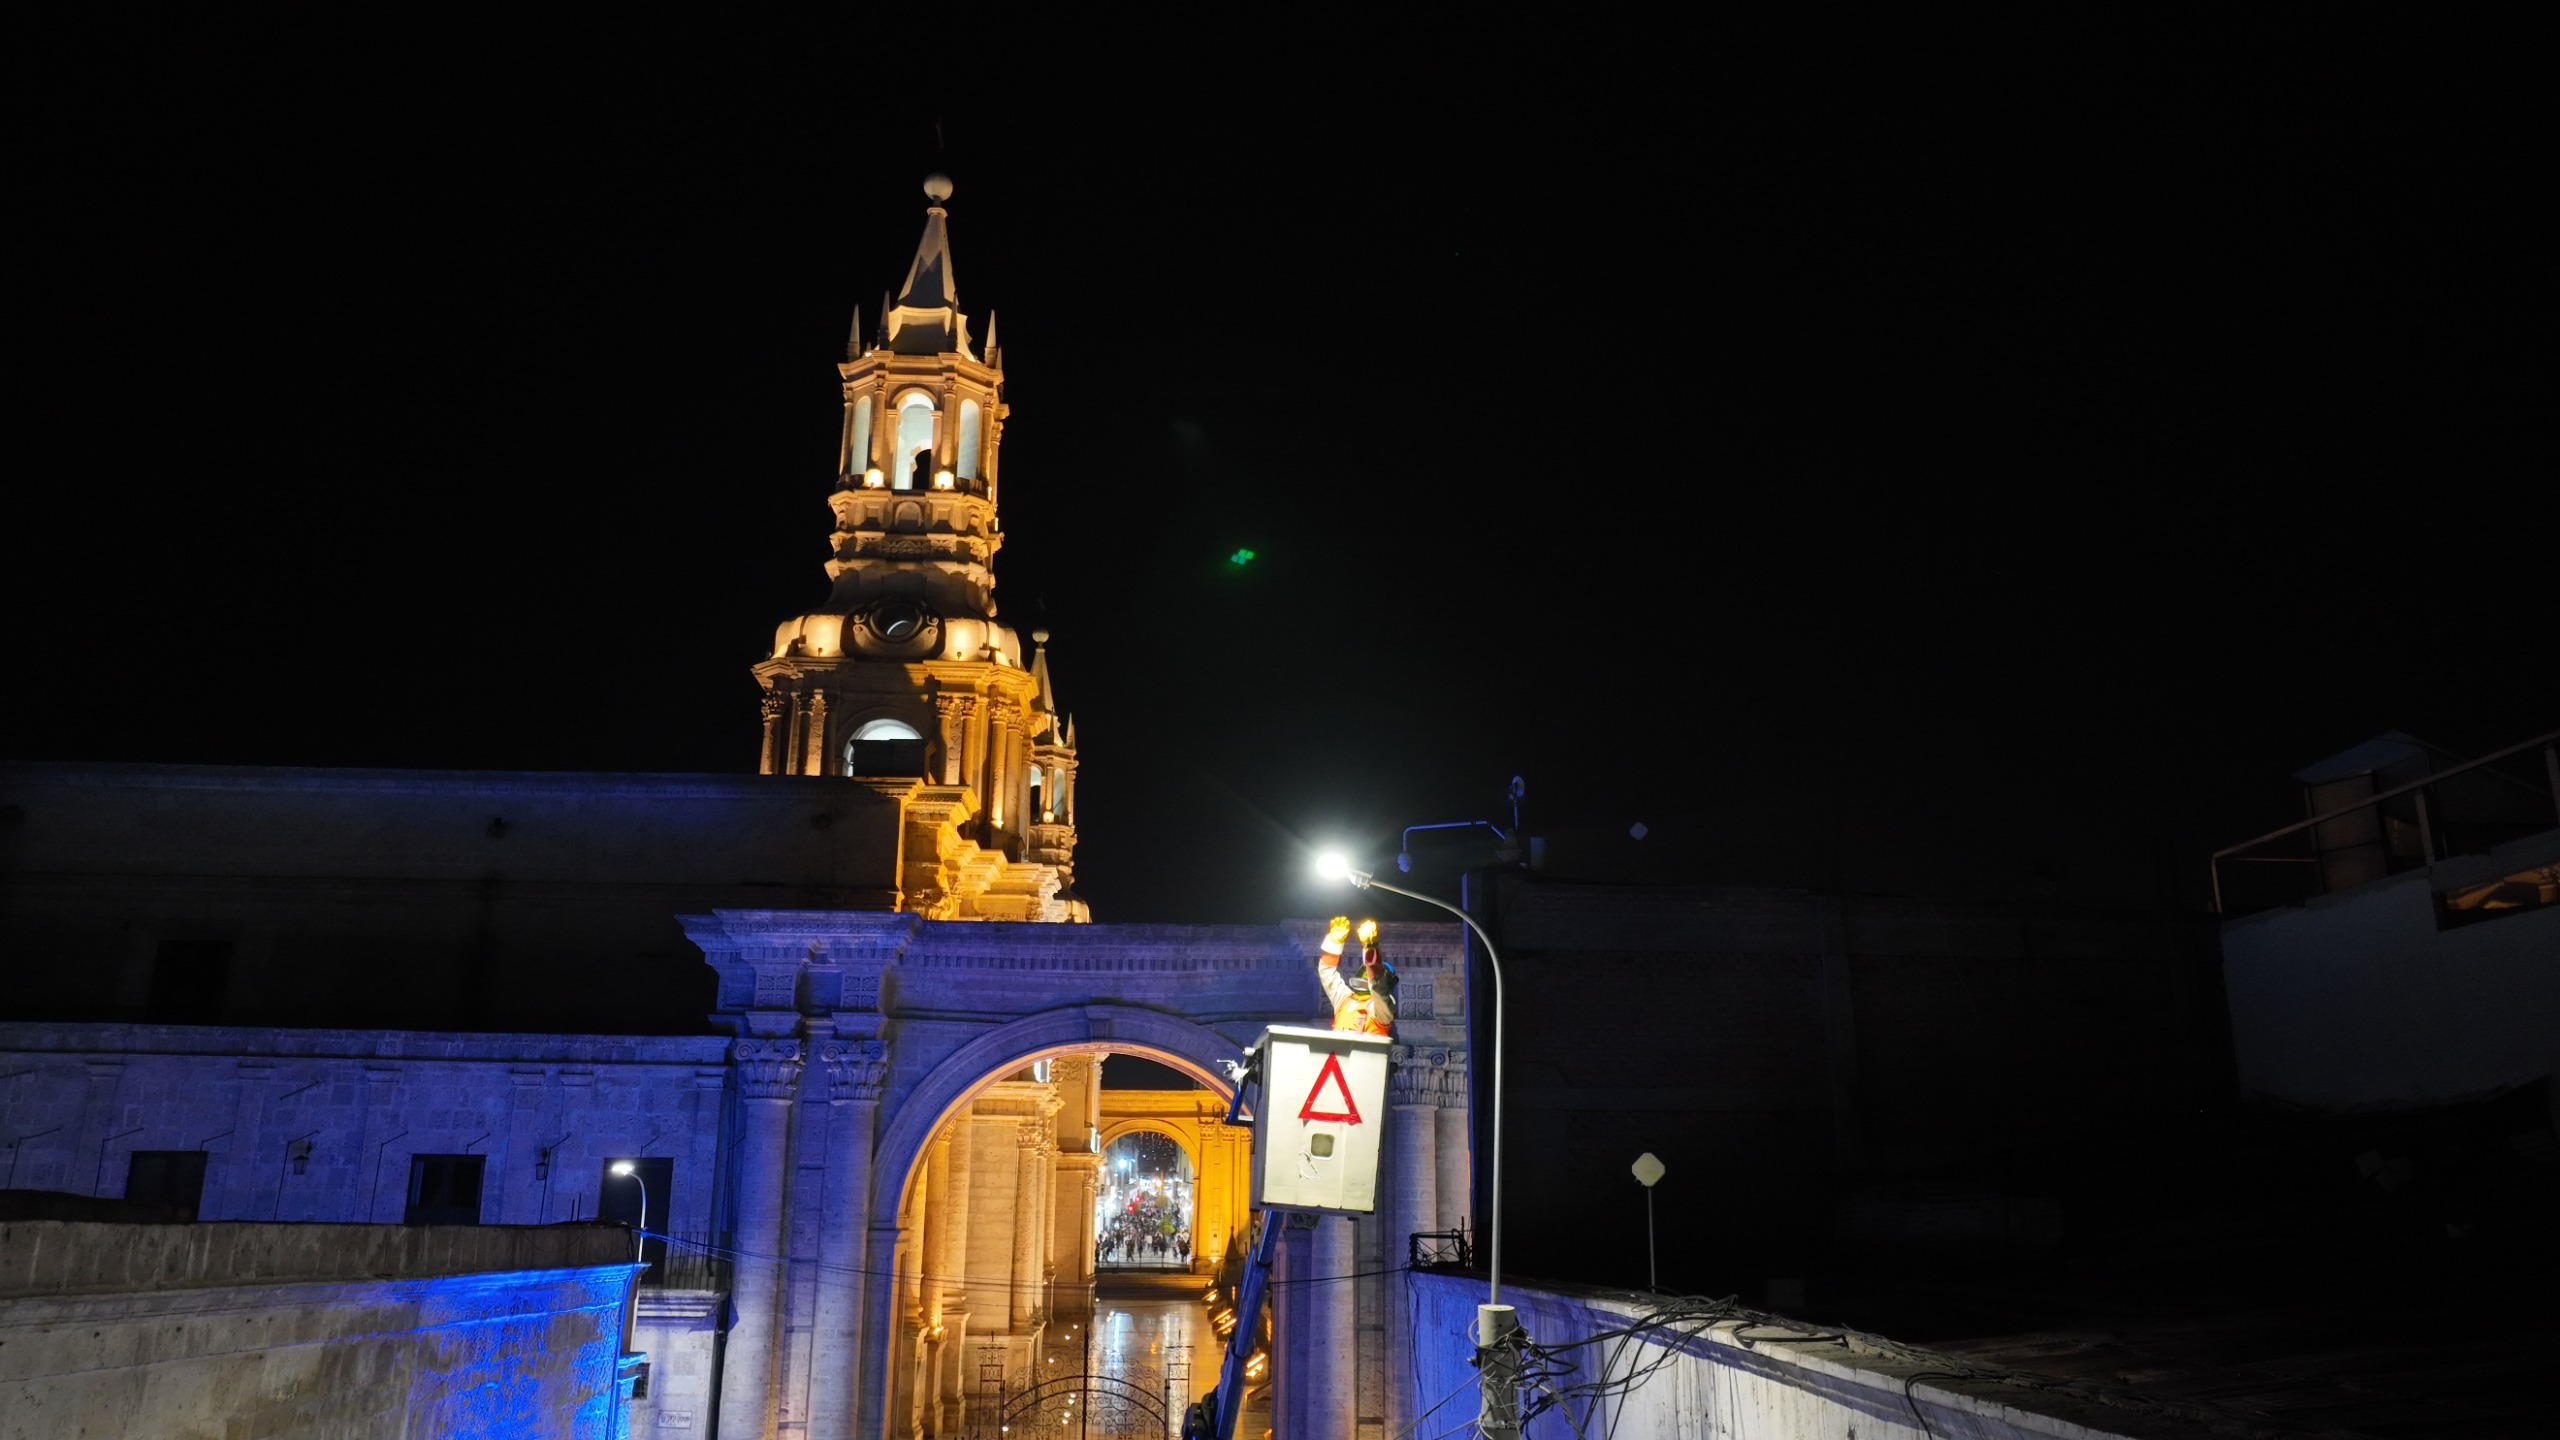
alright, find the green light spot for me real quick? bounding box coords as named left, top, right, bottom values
left=1229, top=549, right=1256, bottom=566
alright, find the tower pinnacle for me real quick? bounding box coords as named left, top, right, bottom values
left=890, top=176, right=966, bottom=355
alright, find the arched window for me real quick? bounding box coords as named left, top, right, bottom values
left=845, top=718, right=927, bottom=778
left=894, top=393, right=936, bottom=492
left=844, top=395, right=873, bottom=482
left=1028, top=766, right=1045, bottom=821
left=956, top=398, right=982, bottom=481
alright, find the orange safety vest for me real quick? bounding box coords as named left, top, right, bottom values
left=1318, top=941, right=1397, bottom=1037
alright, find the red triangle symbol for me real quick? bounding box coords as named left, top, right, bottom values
left=1297, top=1052, right=1363, bottom=1125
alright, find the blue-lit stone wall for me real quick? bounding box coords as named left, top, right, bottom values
left=0, top=1221, right=640, bottom=1440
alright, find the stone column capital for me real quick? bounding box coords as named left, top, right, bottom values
left=820, top=1038, right=890, bottom=1103
left=733, top=1038, right=805, bottom=1100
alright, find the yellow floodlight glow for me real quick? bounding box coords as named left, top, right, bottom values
left=863, top=467, right=886, bottom=488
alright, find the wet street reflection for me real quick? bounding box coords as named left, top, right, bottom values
left=1021, top=1298, right=1232, bottom=1439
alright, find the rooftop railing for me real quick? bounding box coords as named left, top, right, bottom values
left=2211, top=729, right=2560, bottom=917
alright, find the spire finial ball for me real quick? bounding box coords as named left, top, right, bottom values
left=923, top=174, right=954, bottom=203
left=1032, top=628, right=1050, bottom=645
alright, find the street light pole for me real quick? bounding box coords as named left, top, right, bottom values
left=607, top=1161, right=651, bottom=1434
left=1316, top=856, right=1518, bottom=1438
left=609, top=1160, right=652, bottom=1258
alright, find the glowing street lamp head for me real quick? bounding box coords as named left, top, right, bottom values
left=1314, top=852, right=1354, bottom=882
left=610, top=1161, right=635, bottom=1177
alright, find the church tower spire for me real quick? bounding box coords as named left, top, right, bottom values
left=752, top=176, right=1083, bottom=923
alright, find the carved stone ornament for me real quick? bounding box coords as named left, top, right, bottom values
left=821, top=1038, right=890, bottom=1103
left=1016, top=1120, right=1053, bottom=1153
left=1388, top=1051, right=1434, bottom=1108
left=732, top=1038, right=805, bottom=1099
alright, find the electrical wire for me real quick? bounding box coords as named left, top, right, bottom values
left=1486, top=1286, right=2285, bottom=1438
left=1388, top=1369, right=1482, bottom=1440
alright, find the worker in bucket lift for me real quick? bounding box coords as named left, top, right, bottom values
left=1318, top=916, right=1397, bottom=1037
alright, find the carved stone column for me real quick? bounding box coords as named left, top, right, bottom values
left=760, top=690, right=788, bottom=776
left=984, top=698, right=1020, bottom=841
left=1386, top=1050, right=1439, bottom=1438
left=1305, top=1215, right=1357, bottom=1439
left=719, top=1037, right=802, bottom=1440
left=1009, top=1120, right=1047, bottom=1330
left=935, top=1117, right=975, bottom=1437
left=855, top=1219, right=908, bottom=1440
left=1434, top=1057, right=1472, bottom=1235
left=809, top=1039, right=888, bottom=1438
left=785, top=689, right=807, bottom=776
left=802, top=689, right=830, bottom=777
left=933, top=695, right=972, bottom=785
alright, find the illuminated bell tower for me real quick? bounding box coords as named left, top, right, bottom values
left=753, top=175, right=1083, bottom=922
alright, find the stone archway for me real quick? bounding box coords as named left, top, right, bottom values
left=862, top=1007, right=1249, bottom=1438
left=678, top=910, right=1471, bottom=1440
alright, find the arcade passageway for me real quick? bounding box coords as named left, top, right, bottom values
left=889, top=1050, right=1249, bottom=1437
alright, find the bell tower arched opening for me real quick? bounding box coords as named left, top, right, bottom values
left=893, top=391, right=936, bottom=492
left=845, top=717, right=928, bottom=778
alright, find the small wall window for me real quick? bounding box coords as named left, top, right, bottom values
left=125, top=1150, right=209, bottom=1220
left=956, top=398, right=982, bottom=480
left=846, top=718, right=927, bottom=778
left=404, top=1154, right=486, bottom=1226
left=895, top=393, right=936, bottom=491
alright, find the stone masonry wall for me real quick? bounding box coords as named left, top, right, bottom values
left=0, top=1025, right=733, bottom=1235
left=0, top=1220, right=638, bottom=1440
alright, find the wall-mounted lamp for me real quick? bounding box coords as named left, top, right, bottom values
left=863, top=467, right=886, bottom=488
left=288, top=1138, right=313, bottom=1176
left=535, top=1147, right=552, bottom=1182
left=932, top=469, right=956, bottom=490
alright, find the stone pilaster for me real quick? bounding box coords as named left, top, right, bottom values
left=719, top=1036, right=802, bottom=1440
left=808, top=1038, right=889, bottom=1438
left=855, top=1219, right=908, bottom=1440
left=760, top=690, right=788, bottom=775
left=1386, top=1047, right=1440, bottom=1438
left=802, top=689, right=830, bottom=776
left=935, top=1118, right=974, bottom=1437
left=934, top=695, right=973, bottom=786
left=1433, top=1054, right=1472, bottom=1235
left=1009, top=1120, right=1047, bottom=1330
left=984, top=698, right=1020, bottom=841
left=1306, top=1215, right=1357, bottom=1438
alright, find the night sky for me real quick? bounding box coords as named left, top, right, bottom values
left=10, top=25, right=2549, bottom=924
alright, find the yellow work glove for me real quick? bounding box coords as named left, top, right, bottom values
left=1325, top=916, right=1352, bottom=946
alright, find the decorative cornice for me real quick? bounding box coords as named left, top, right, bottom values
left=0, top=1022, right=732, bottom=1069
